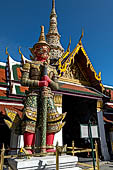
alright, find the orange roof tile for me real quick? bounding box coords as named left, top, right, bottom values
left=61, top=84, right=96, bottom=93
left=20, top=86, right=28, bottom=93
left=0, top=90, right=7, bottom=97
left=0, top=68, right=6, bottom=83
left=17, top=67, right=21, bottom=80
left=60, top=83, right=101, bottom=96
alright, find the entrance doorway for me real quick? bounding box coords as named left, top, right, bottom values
left=62, top=94, right=97, bottom=147
left=0, top=114, right=11, bottom=150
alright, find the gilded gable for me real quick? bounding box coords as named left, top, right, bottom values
left=59, top=61, right=90, bottom=86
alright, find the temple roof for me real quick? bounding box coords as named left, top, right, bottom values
left=56, top=33, right=105, bottom=93
left=59, top=82, right=104, bottom=99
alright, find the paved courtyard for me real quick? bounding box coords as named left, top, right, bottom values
left=78, top=157, right=113, bottom=170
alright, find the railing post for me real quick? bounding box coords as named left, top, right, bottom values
left=56, top=142, right=59, bottom=170
left=88, top=121, right=96, bottom=170
left=95, top=141, right=100, bottom=170
left=72, top=140, right=75, bottom=156
left=0, top=144, right=5, bottom=170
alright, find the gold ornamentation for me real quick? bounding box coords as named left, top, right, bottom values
left=47, top=112, right=66, bottom=122
left=25, top=107, right=37, bottom=121
left=5, top=108, right=17, bottom=122
left=47, top=121, right=66, bottom=133
left=5, top=47, right=10, bottom=56
left=54, top=94, right=62, bottom=106
left=59, top=77, right=90, bottom=86
left=4, top=119, right=12, bottom=129
left=97, top=100, right=103, bottom=111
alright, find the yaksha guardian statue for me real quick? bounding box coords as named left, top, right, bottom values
left=21, top=26, right=66, bottom=154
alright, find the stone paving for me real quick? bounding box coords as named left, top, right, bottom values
left=78, top=157, right=113, bottom=170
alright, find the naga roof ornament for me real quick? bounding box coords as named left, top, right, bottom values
left=46, top=0, right=64, bottom=63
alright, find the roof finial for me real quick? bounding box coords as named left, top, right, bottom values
left=52, top=0, right=55, bottom=9
left=5, top=47, right=9, bottom=57
left=52, top=0, right=55, bottom=10
left=51, top=0, right=56, bottom=14
left=19, top=46, right=22, bottom=55
left=67, top=37, right=71, bottom=52
left=19, top=47, right=24, bottom=62
left=79, top=28, right=84, bottom=44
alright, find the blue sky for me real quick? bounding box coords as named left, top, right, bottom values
left=0, top=0, right=113, bottom=86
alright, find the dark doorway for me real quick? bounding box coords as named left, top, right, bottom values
left=0, top=114, right=11, bottom=150
left=62, top=94, right=97, bottom=147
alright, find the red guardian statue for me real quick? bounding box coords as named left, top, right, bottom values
left=21, top=26, right=66, bottom=154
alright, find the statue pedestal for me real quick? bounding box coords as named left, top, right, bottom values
left=8, top=155, right=81, bottom=170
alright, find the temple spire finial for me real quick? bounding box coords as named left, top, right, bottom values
left=52, top=0, right=55, bottom=9
left=46, top=0, right=64, bottom=63
left=52, top=0, right=55, bottom=13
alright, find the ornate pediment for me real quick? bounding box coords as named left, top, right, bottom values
left=63, top=62, right=86, bottom=81
left=59, top=61, right=90, bottom=86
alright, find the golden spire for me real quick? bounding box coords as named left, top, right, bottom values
left=51, top=0, right=55, bottom=14
left=52, top=0, right=55, bottom=9
left=38, top=25, right=46, bottom=43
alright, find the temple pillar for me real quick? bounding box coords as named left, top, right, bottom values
left=97, top=100, right=110, bottom=160
left=53, top=94, right=63, bottom=146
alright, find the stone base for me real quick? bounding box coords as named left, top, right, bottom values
left=8, top=155, right=82, bottom=170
